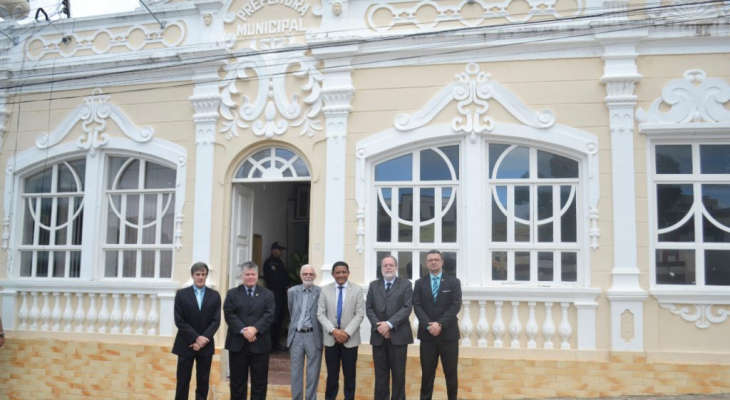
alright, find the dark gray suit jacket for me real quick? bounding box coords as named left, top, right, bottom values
left=172, top=285, right=221, bottom=358
left=413, top=274, right=462, bottom=342
left=366, top=277, right=414, bottom=346
left=223, top=284, right=275, bottom=354
left=287, top=284, right=323, bottom=349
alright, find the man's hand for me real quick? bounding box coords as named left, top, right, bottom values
left=195, top=336, right=209, bottom=348
left=427, top=322, right=442, bottom=337
left=376, top=321, right=391, bottom=337
left=332, top=329, right=350, bottom=344
left=243, top=326, right=259, bottom=342
left=189, top=343, right=201, bottom=351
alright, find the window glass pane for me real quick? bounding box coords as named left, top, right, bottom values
left=125, top=194, right=140, bottom=245
left=72, top=198, right=83, bottom=246
left=441, top=145, right=459, bottom=179
left=561, top=252, right=577, bottom=282
left=656, top=249, right=695, bottom=284
left=144, top=162, right=175, bottom=189
left=107, top=157, right=126, bottom=189
left=276, top=148, right=295, bottom=160
left=702, top=185, right=730, bottom=243
left=537, top=186, right=553, bottom=242
left=55, top=197, right=69, bottom=245
left=656, top=145, right=692, bottom=174
left=36, top=251, right=49, bottom=277
left=20, top=251, right=32, bottom=277
left=443, top=252, right=457, bottom=277
left=24, top=167, right=53, bottom=193
left=376, top=188, right=391, bottom=242
left=142, top=194, right=158, bottom=245
left=492, top=251, right=507, bottom=281
left=561, top=186, right=577, bottom=243
left=122, top=251, right=137, bottom=277
left=496, top=146, right=529, bottom=179
left=160, top=250, right=173, bottom=278
left=537, top=151, right=578, bottom=179
left=514, top=186, right=530, bottom=242
left=420, top=188, right=435, bottom=244
left=69, top=251, right=81, bottom=278
left=53, top=252, right=66, bottom=278
left=107, top=196, right=121, bottom=245
left=57, top=163, right=80, bottom=192
left=22, top=200, right=35, bottom=245
left=375, top=154, right=412, bottom=182
left=515, top=252, right=530, bottom=281
left=38, top=198, right=52, bottom=246
left=161, top=194, right=174, bottom=245
left=397, top=251, right=413, bottom=280
left=657, top=184, right=694, bottom=242
left=292, top=158, right=310, bottom=177
left=420, top=149, right=453, bottom=181
left=700, top=145, right=730, bottom=174
left=537, top=252, right=553, bottom=281
left=492, top=190, right=507, bottom=242
left=105, top=251, right=119, bottom=278
left=398, top=188, right=413, bottom=242
left=141, top=250, right=155, bottom=278
left=489, top=144, right=509, bottom=178
left=442, top=189, right=457, bottom=243
left=236, top=161, right=253, bottom=179
left=252, top=149, right=268, bottom=162
left=705, top=250, right=730, bottom=286
left=118, top=160, right=140, bottom=190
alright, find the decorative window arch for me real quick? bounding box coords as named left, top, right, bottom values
left=3, top=89, right=187, bottom=280
left=233, top=146, right=311, bottom=182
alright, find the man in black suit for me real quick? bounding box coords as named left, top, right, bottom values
left=366, top=255, right=413, bottom=400
left=224, top=261, right=275, bottom=400
left=172, top=262, right=221, bottom=400
left=413, top=250, right=462, bottom=400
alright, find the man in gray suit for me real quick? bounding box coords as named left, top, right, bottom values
left=366, top=255, right=414, bottom=400
left=316, top=261, right=365, bottom=400
left=287, top=265, right=323, bottom=400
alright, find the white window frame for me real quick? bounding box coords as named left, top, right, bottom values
left=5, top=138, right=187, bottom=281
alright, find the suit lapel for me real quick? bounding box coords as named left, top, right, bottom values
left=308, top=286, right=319, bottom=315
left=378, top=278, right=387, bottom=299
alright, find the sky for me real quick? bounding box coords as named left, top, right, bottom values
left=29, top=0, right=139, bottom=19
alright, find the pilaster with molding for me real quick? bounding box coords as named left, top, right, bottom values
left=314, top=45, right=356, bottom=285
left=188, top=61, right=223, bottom=274
left=599, top=34, right=648, bottom=351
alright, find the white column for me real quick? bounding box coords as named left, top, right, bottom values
left=0, top=289, right=17, bottom=330
left=316, top=47, right=355, bottom=284
left=189, top=64, right=223, bottom=273
left=600, top=36, right=649, bottom=351
left=158, top=292, right=175, bottom=336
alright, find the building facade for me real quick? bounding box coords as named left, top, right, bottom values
left=0, top=0, right=729, bottom=398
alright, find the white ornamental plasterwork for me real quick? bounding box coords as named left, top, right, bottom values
left=648, top=0, right=729, bottom=20
left=35, top=89, right=154, bottom=155
left=637, top=69, right=730, bottom=126
left=659, top=303, right=730, bottom=329
left=395, top=63, right=555, bottom=142
left=25, top=22, right=186, bottom=61
left=219, top=38, right=324, bottom=140
left=367, top=0, right=584, bottom=32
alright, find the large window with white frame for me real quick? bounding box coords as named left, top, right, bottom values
left=19, top=159, right=86, bottom=278
left=651, top=142, right=730, bottom=287
left=103, top=157, right=176, bottom=279
left=373, top=144, right=460, bottom=279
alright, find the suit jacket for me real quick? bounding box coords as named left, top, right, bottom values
left=172, top=285, right=222, bottom=358
left=366, top=277, right=414, bottom=346
left=316, top=281, right=365, bottom=348
left=413, top=274, right=462, bottom=342
left=287, top=284, right=323, bottom=350
left=224, top=284, right=275, bottom=354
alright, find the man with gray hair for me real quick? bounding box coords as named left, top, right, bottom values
left=224, top=262, right=275, bottom=400
left=287, top=265, right=323, bottom=400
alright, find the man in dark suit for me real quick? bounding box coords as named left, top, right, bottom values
left=316, top=261, right=365, bottom=400
left=366, top=255, right=413, bottom=400
left=224, top=261, right=275, bottom=400
left=172, top=262, right=221, bottom=400
left=263, top=241, right=289, bottom=353
left=287, top=264, right=323, bottom=400
left=413, top=250, right=462, bottom=400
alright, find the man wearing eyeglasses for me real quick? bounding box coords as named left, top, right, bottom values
left=287, top=265, right=323, bottom=400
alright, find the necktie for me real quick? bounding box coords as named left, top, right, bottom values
left=385, top=282, right=391, bottom=294
left=432, top=276, right=439, bottom=302
left=196, top=289, right=203, bottom=310
left=297, top=289, right=309, bottom=331
left=336, top=286, right=344, bottom=328
left=247, top=288, right=253, bottom=298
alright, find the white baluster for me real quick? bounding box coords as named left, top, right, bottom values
left=476, top=300, right=489, bottom=347
left=51, top=292, right=62, bottom=331
left=559, top=302, right=572, bottom=350
left=122, top=294, right=134, bottom=334
left=74, top=293, right=86, bottom=332
left=86, top=294, right=98, bottom=333
left=509, top=301, right=522, bottom=348
left=460, top=300, right=474, bottom=346
left=525, top=301, right=538, bottom=349
left=542, top=302, right=556, bottom=349
left=17, top=292, right=30, bottom=330
left=110, top=294, right=122, bottom=334
left=97, top=293, right=110, bottom=334
left=135, top=294, right=147, bottom=335
left=62, top=293, right=74, bottom=332
left=492, top=300, right=505, bottom=348
left=147, top=295, right=159, bottom=336
left=40, top=292, right=51, bottom=331
left=29, top=292, right=40, bottom=330
left=411, top=316, right=419, bottom=345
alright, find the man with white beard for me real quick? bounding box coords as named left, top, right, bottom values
left=287, top=265, right=323, bottom=400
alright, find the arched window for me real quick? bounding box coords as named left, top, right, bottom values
left=234, top=147, right=310, bottom=182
